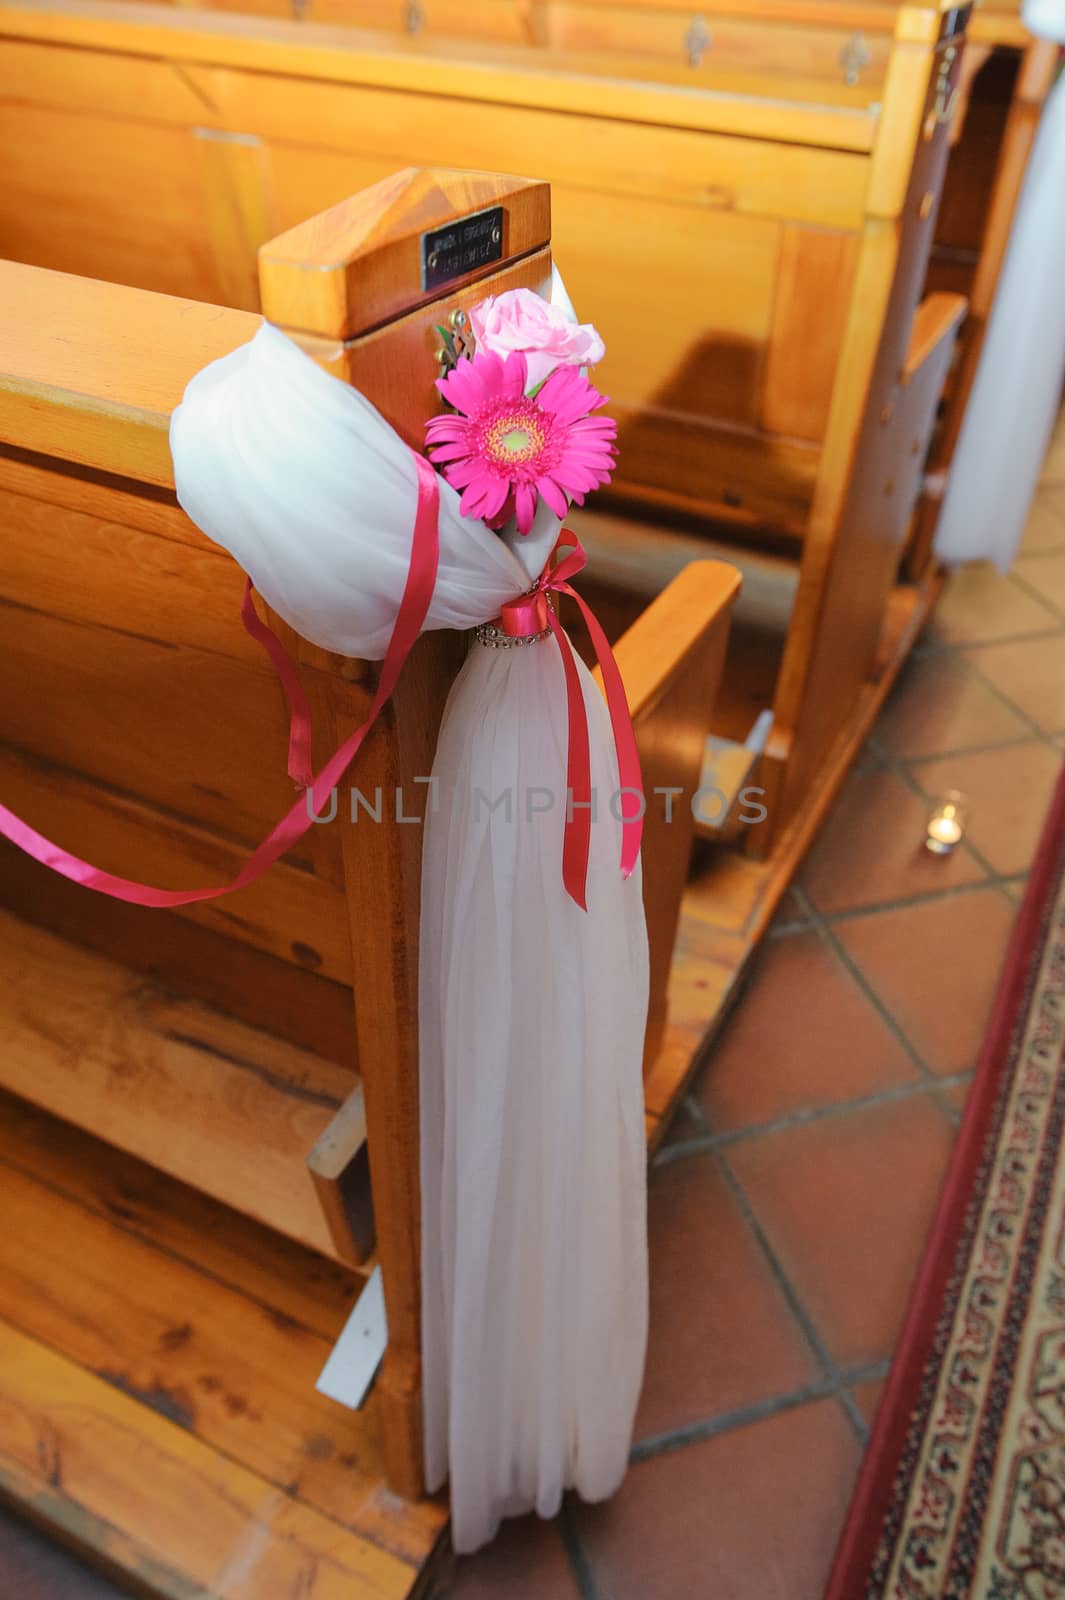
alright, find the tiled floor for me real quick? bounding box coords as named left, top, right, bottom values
left=433, top=421, right=1065, bottom=1598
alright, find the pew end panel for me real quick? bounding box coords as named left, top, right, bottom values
left=253, top=166, right=557, bottom=1500
left=751, top=8, right=969, bottom=853
left=908, top=18, right=1060, bottom=578
left=258, top=168, right=743, bottom=1487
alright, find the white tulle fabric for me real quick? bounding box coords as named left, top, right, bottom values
left=170, top=320, right=561, bottom=654
left=169, top=296, right=649, bottom=1553
left=934, top=6, right=1065, bottom=569
left=421, top=643, right=648, bottom=1551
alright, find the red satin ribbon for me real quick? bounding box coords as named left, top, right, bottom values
left=0, top=473, right=642, bottom=913
left=497, top=531, right=644, bottom=912
left=0, top=452, right=440, bottom=907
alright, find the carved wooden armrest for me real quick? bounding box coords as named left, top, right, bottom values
left=902, top=292, right=967, bottom=385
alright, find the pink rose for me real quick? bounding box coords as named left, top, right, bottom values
left=468, top=288, right=606, bottom=391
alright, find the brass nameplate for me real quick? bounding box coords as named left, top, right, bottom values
left=422, top=206, right=504, bottom=292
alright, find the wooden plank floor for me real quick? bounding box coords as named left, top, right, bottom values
left=0, top=1092, right=448, bottom=1597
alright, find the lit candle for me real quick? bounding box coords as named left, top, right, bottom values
left=925, top=791, right=968, bottom=855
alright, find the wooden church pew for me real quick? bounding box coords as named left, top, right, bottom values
left=0, top=0, right=968, bottom=838
left=0, top=169, right=739, bottom=1591
left=46, top=0, right=1051, bottom=593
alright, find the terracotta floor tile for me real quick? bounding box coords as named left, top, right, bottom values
left=726, top=1096, right=956, bottom=1369
left=926, top=562, right=1061, bottom=644
left=436, top=1514, right=580, bottom=1599
left=963, top=634, right=1065, bottom=733
left=909, top=741, right=1062, bottom=877
left=851, top=1378, right=887, bottom=1429
left=697, top=931, right=920, bottom=1133
left=1013, top=551, right=1065, bottom=618
left=875, top=651, right=1029, bottom=759
left=1019, top=491, right=1065, bottom=554
left=635, top=1153, right=818, bottom=1441
left=835, top=890, right=1014, bottom=1077
left=801, top=766, right=987, bottom=916
left=578, top=1399, right=862, bottom=1600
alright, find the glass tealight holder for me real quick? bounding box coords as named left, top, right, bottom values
left=925, top=790, right=968, bottom=855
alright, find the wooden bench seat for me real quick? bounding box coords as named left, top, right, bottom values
left=0, top=911, right=357, bottom=1258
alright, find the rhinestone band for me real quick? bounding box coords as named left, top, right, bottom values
left=474, top=620, right=552, bottom=649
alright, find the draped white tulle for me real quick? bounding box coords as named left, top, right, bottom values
left=421, top=642, right=648, bottom=1551
left=169, top=308, right=650, bottom=1552
left=934, top=5, right=1065, bottom=569
left=170, top=321, right=561, bottom=654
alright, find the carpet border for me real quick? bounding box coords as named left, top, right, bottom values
left=823, top=752, right=1065, bottom=1600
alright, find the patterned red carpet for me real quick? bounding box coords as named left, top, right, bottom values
left=826, top=758, right=1065, bottom=1599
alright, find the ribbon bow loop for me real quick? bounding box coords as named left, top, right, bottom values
left=497, top=530, right=644, bottom=912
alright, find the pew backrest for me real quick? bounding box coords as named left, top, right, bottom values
left=0, top=0, right=964, bottom=539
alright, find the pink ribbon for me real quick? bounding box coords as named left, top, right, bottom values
left=238, top=578, right=314, bottom=789
left=0, top=452, right=440, bottom=906
left=497, top=531, right=644, bottom=912
left=0, top=474, right=641, bottom=914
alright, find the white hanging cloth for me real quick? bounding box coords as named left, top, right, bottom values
left=170, top=301, right=649, bottom=1553
left=934, top=8, right=1065, bottom=569
left=420, top=624, right=648, bottom=1550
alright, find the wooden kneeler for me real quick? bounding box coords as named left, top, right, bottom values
left=0, top=168, right=738, bottom=1594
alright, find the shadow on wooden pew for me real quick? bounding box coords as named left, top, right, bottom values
left=612, top=331, right=821, bottom=543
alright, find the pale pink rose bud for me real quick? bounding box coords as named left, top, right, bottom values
left=468, top=287, right=606, bottom=391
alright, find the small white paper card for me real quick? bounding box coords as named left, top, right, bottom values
left=316, top=1264, right=388, bottom=1410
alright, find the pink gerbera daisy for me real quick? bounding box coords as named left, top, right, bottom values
left=425, top=349, right=617, bottom=535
